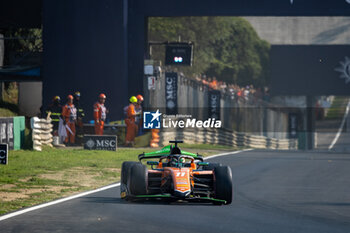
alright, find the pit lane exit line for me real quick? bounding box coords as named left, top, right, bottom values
left=329, top=100, right=350, bottom=150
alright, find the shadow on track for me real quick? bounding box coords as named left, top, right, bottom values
left=82, top=197, right=214, bottom=206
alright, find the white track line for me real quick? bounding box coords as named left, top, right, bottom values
left=328, top=100, right=350, bottom=150
left=0, top=148, right=251, bottom=221
left=204, top=149, right=253, bottom=160
left=0, top=183, right=120, bottom=221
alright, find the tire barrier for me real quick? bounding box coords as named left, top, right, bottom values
left=30, top=117, right=53, bottom=151
left=159, top=128, right=298, bottom=150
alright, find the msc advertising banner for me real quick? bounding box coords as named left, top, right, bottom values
left=165, top=72, right=178, bottom=115
left=84, top=135, right=117, bottom=151
left=208, top=90, right=221, bottom=120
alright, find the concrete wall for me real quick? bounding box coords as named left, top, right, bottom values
left=19, top=82, right=42, bottom=117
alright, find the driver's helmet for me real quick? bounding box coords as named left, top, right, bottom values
left=170, top=156, right=178, bottom=167
left=179, top=157, right=185, bottom=164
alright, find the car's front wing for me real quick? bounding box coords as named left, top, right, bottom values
left=130, top=194, right=226, bottom=204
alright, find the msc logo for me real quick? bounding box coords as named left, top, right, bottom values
left=143, top=110, right=161, bottom=129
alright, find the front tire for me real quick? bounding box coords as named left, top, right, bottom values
left=214, top=166, right=233, bottom=205
left=128, top=163, right=148, bottom=195
left=120, top=161, right=138, bottom=199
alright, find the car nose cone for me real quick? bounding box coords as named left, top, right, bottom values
left=174, top=190, right=190, bottom=198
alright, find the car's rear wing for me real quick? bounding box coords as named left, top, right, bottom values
left=138, top=145, right=203, bottom=161
left=138, top=153, right=203, bottom=161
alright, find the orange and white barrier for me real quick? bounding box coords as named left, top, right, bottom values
left=150, top=129, right=160, bottom=147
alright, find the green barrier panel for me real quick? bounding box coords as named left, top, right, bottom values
left=13, top=116, right=25, bottom=150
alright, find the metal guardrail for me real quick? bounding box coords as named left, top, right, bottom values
left=159, top=128, right=298, bottom=150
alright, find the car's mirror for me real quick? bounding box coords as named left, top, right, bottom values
left=147, top=161, right=159, bottom=166
left=197, top=162, right=209, bottom=166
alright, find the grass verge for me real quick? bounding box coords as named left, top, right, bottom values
left=0, top=145, right=238, bottom=215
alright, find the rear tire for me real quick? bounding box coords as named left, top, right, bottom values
left=214, top=166, right=233, bottom=205
left=120, top=161, right=138, bottom=199
left=128, top=163, right=148, bottom=195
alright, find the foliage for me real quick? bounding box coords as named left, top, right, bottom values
left=1, top=82, right=18, bottom=105
left=148, top=17, right=270, bottom=86
left=0, top=107, right=17, bottom=117
left=0, top=82, right=19, bottom=116
left=0, top=101, right=18, bottom=116
left=3, top=28, right=42, bottom=52
left=2, top=28, right=42, bottom=65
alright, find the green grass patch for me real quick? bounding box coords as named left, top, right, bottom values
left=0, top=147, right=154, bottom=215
left=0, top=147, right=152, bottom=185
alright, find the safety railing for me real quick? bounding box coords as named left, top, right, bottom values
left=159, top=128, right=298, bottom=150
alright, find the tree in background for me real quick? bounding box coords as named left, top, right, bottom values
left=148, top=17, right=270, bottom=87
left=0, top=28, right=42, bottom=103
left=3, top=28, right=42, bottom=66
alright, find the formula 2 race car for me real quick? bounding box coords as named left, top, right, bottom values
left=120, top=141, right=232, bottom=205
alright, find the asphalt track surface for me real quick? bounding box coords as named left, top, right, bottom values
left=1, top=148, right=350, bottom=233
